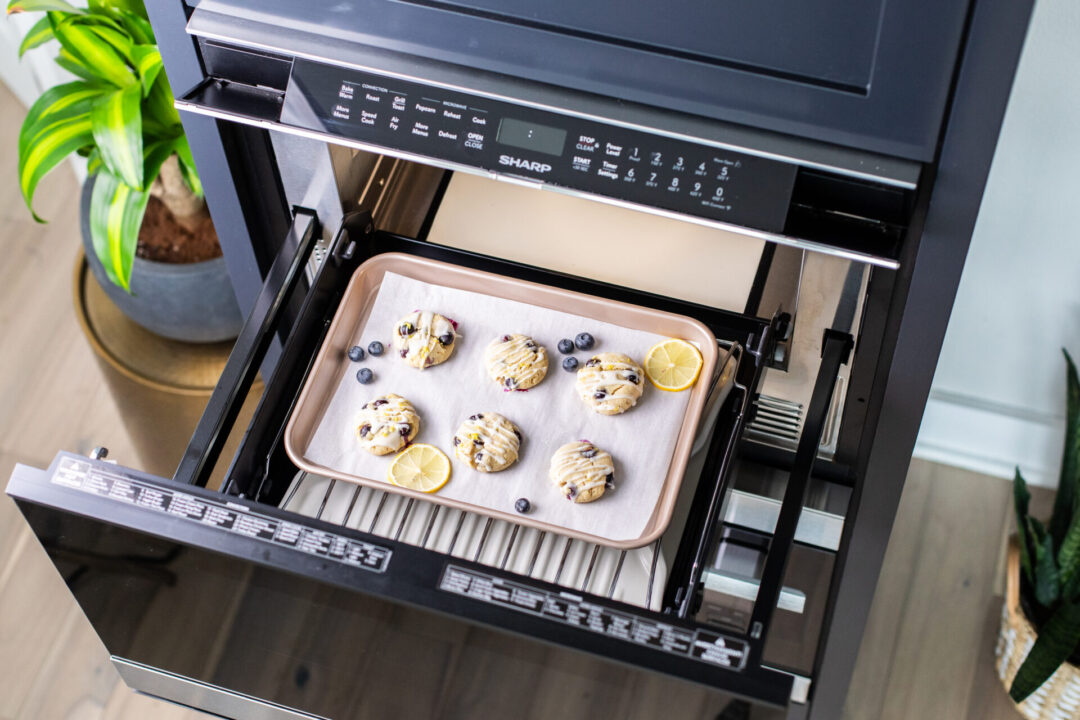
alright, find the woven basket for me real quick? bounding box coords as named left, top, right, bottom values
left=996, top=540, right=1080, bottom=719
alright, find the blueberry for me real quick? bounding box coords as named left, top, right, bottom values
left=581, top=446, right=598, bottom=458
left=356, top=368, right=374, bottom=384
left=502, top=334, right=512, bottom=342
left=562, top=356, right=579, bottom=372
left=359, top=424, right=371, bottom=437
left=400, top=349, right=408, bottom=358
left=585, top=358, right=600, bottom=367
left=399, top=424, right=411, bottom=436
left=557, top=338, right=575, bottom=354
left=399, top=323, right=415, bottom=336
left=373, top=398, right=388, bottom=407
left=368, top=341, right=384, bottom=357
left=604, top=473, right=615, bottom=489
left=593, top=391, right=606, bottom=400
left=512, top=427, right=522, bottom=442
left=574, top=332, right=595, bottom=350
left=515, top=498, right=531, bottom=514
left=438, top=333, right=454, bottom=346
left=626, top=374, right=639, bottom=384
left=348, top=345, right=365, bottom=362
left=453, top=436, right=461, bottom=446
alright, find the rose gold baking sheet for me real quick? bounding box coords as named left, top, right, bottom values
left=284, top=253, right=723, bottom=549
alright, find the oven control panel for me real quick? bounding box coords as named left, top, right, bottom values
left=281, top=59, right=798, bottom=233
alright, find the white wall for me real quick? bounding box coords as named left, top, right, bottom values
left=913, top=0, right=1080, bottom=488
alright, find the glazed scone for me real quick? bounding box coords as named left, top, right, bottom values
left=484, top=334, right=549, bottom=390
left=550, top=441, right=614, bottom=503
left=392, top=311, right=457, bottom=369
left=576, top=352, right=645, bottom=415
left=356, top=394, right=420, bottom=455
left=452, top=412, right=522, bottom=472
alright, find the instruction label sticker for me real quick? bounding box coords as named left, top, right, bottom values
left=439, top=564, right=746, bottom=670
left=51, top=455, right=392, bottom=573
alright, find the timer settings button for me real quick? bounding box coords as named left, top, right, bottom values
left=597, top=160, right=619, bottom=180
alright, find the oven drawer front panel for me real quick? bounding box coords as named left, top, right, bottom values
left=188, top=0, right=969, bottom=161
left=8, top=457, right=793, bottom=716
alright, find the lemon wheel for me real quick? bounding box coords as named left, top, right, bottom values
left=644, top=338, right=703, bottom=392
left=387, top=444, right=451, bottom=493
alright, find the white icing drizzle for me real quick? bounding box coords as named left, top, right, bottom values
left=357, top=393, right=418, bottom=452
left=454, top=412, right=521, bottom=472
left=484, top=334, right=548, bottom=390
left=575, top=353, right=644, bottom=414
left=549, top=441, right=614, bottom=503
left=392, top=310, right=457, bottom=369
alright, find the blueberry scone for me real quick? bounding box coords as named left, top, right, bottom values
left=392, top=311, right=457, bottom=369
left=484, top=334, right=549, bottom=390
left=453, top=412, right=522, bottom=472
left=576, top=352, right=645, bottom=415
left=550, top=441, right=614, bottom=503
left=356, top=393, right=420, bottom=455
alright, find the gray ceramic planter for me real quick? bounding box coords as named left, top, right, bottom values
left=80, top=176, right=242, bottom=343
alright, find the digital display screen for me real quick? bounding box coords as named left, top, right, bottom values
left=496, top=118, right=567, bottom=156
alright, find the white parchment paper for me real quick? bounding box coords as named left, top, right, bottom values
left=302, top=272, right=693, bottom=543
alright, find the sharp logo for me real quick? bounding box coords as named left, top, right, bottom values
left=499, top=155, right=552, bottom=174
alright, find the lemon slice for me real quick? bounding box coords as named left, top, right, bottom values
left=644, top=338, right=703, bottom=392
left=387, top=444, right=451, bottom=493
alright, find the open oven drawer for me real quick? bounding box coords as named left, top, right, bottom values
left=6, top=193, right=855, bottom=718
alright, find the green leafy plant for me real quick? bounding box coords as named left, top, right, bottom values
left=1011, top=350, right=1080, bottom=702
left=9, top=0, right=204, bottom=291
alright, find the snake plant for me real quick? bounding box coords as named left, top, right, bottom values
left=1011, top=350, right=1080, bottom=702
left=9, top=0, right=202, bottom=291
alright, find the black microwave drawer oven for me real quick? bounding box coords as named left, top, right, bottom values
left=5, top=0, right=1033, bottom=718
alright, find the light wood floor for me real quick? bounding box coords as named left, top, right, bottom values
left=0, top=83, right=1035, bottom=719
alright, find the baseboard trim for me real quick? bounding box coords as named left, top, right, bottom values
left=913, top=390, right=1063, bottom=488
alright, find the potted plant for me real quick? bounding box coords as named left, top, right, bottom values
left=9, top=0, right=241, bottom=342
left=1000, top=350, right=1080, bottom=716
